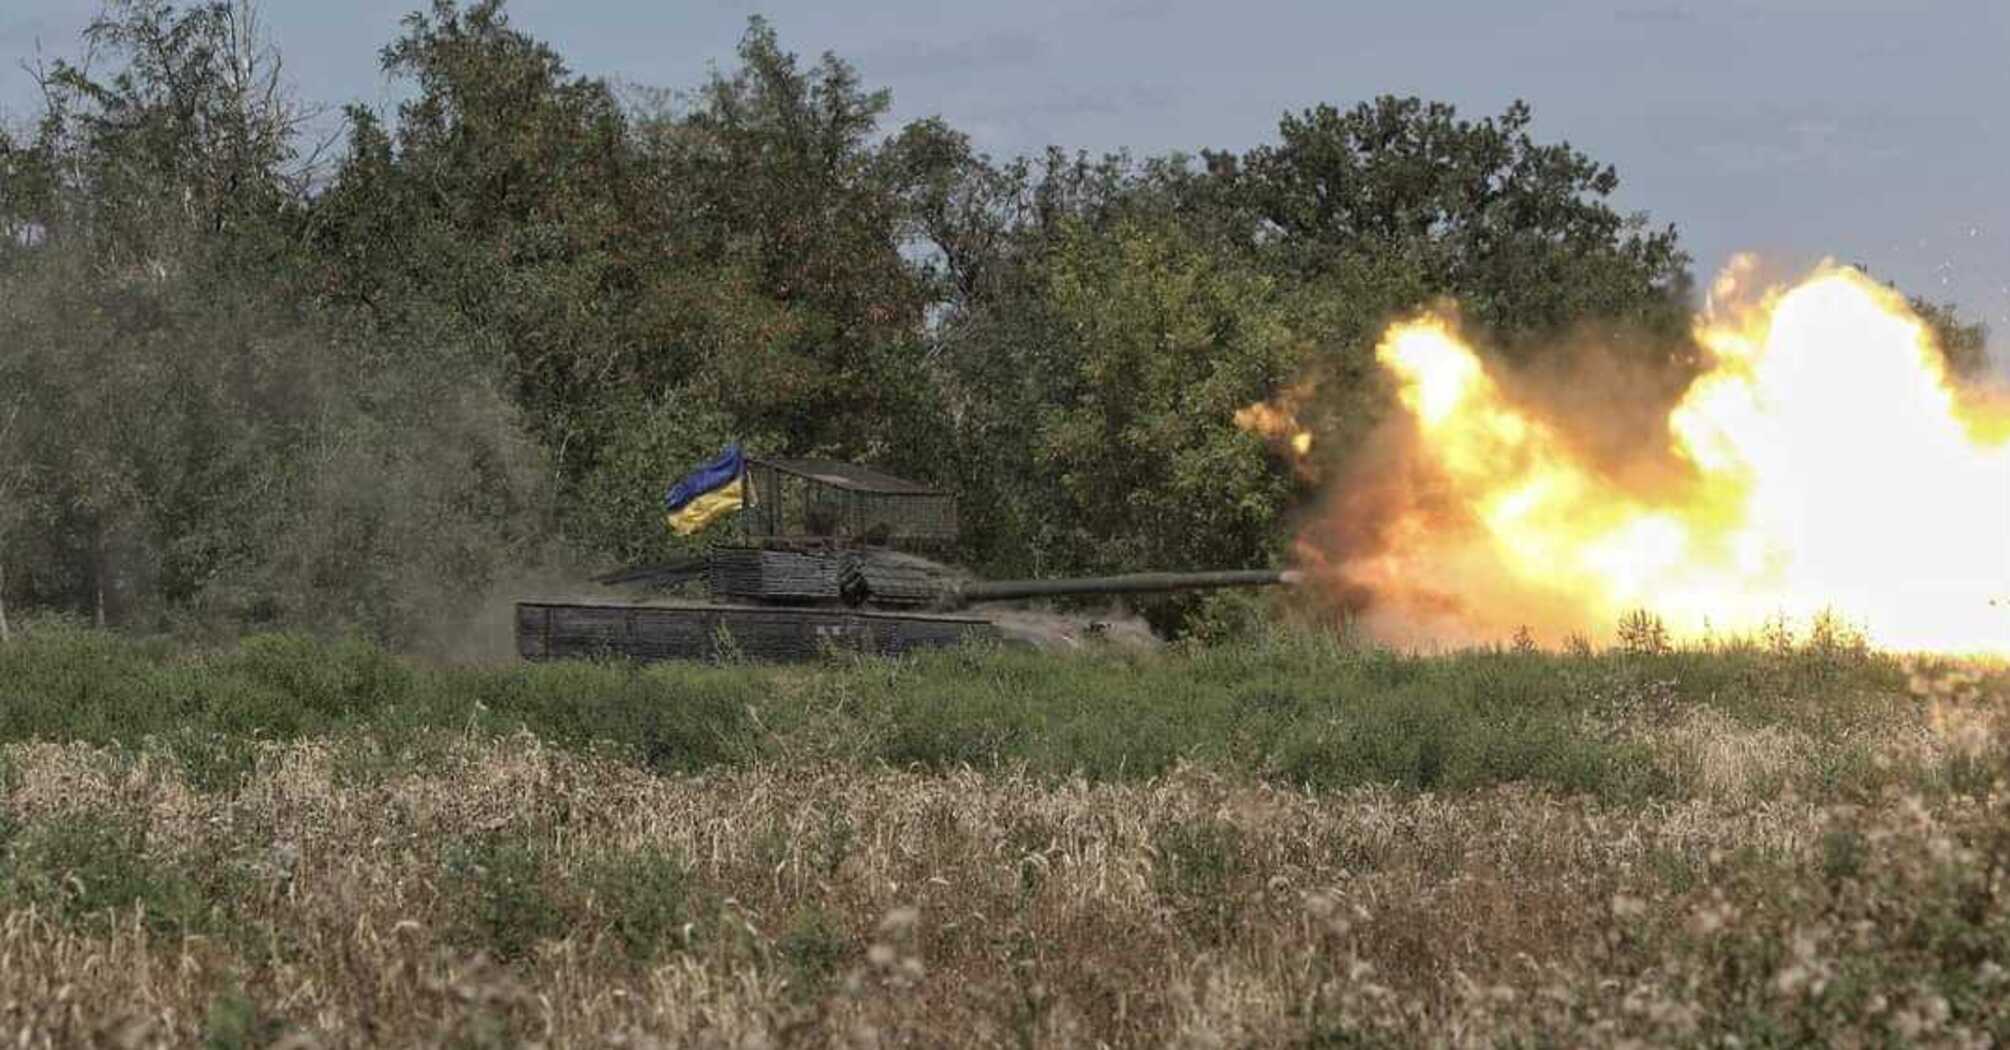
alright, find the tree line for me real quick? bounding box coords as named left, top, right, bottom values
left=0, top=0, right=1982, bottom=646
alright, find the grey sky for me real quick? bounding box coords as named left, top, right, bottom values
left=5, top=0, right=2007, bottom=349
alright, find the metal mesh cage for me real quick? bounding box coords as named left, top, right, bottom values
left=737, top=457, right=958, bottom=547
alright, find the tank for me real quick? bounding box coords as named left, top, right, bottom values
left=515, top=456, right=1297, bottom=663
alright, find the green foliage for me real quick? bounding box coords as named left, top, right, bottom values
left=6, top=0, right=306, bottom=273
left=318, top=0, right=641, bottom=454
left=445, top=833, right=564, bottom=962
left=0, top=0, right=548, bottom=646
left=563, top=395, right=738, bottom=564
left=642, top=18, right=938, bottom=464
left=1034, top=219, right=1299, bottom=578
left=453, top=661, right=758, bottom=772
left=1228, top=96, right=1693, bottom=349
left=308, top=6, right=950, bottom=569
left=225, top=633, right=416, bottom=723
left=0, top=625, right=1935, bottom=804
left=778, top=904, right=849, bottom=997
left=584, top=846, right=703, bottom=963
left=931, top=202, right=1309, bottom=598
left=1151, top=819, right=1248, bottom=942
left=202, top=987, right=290, bottom=1050
left=0, top=813, right=211, bottom=935
left=3, top=1, right=1985, bottom=647
left=167, top=731, right=263, bottom=794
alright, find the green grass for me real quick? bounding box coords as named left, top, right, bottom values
left=0, top=619, right=1950, bottom=802
left=0, top=811, right=219, bottom=937
left=443, top=832, right=568, bottom=963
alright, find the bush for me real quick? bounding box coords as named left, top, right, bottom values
left=0, top=623, right=1949, bottom=804
left=0, top=814, right=212, bottom=935
left=585, top=846, right=705, bottom=964
left=444, top=833, right=564, bottom=962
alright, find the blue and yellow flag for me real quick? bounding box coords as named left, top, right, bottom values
left=664, top=444, right=747, bottom=536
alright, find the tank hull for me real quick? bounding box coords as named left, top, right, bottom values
left=515, top=601, right=998, bottom=664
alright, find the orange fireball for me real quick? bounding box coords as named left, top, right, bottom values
left=1234, top=383, right=1317, bottom=468
left=1307, top=261, right=2010, bottom=653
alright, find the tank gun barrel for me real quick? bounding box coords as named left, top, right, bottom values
left=946, top=568, right=1301, bottom=608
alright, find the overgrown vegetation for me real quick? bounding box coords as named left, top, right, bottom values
left=1, top=619, right=2005, bottom=1045
left=0, top=649, right=2002, bottom=1046
left=4, top=4, right=2005, bottom=1044
left=0, top=0, right=1710, bottom=642
left=3, top=2, right=1987, bottom=644
left=0, top=618, right=1967, bottom=802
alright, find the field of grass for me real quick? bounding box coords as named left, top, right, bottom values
left=0, top=621, right=2005, bottom=1046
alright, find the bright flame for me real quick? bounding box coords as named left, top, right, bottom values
left=1236, top=385, right=1316, bottom=465
left=1312, top=262, right=2010, bottom=653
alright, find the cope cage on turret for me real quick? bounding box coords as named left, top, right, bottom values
left=735, top=457, right=957, bottom=549
left=704, top=456, right=966, bottom=610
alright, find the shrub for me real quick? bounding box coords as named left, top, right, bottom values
left=444, top=834, right=564, bottom=962
left=585, top=846, right=704, bottom=964
left=0, top=814, right=211, bottom=935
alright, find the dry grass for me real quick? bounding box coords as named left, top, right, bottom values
left=2, top=693, right=2005, bottom=1048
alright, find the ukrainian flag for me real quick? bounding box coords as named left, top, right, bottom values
left=664, top=444, right=748, bottom=536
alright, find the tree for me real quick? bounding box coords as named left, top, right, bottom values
left=1224, top=97, right=1691, bottom=350
left=882, top=117, right=1033, bottom=308
left=1032, top=218, right=1300, bottom=578
left=312, top=9, right=952, bottom=564
left=314, top=0, right=639, bottom=452
left=634, top=17, right=937, bottom=464
left=11, top=0, right=313, bottom=277
left=1853, top=265, right=1990, bottom=380
left=1908, top=297, right=1989, bottom=380
left=928, top=207, right=1303, bottom=626
left=0, top=1, right=318, bottom=628
left=0, top=1, right=548, bottom=643
left=1, top=4, right=1723, bottom=642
